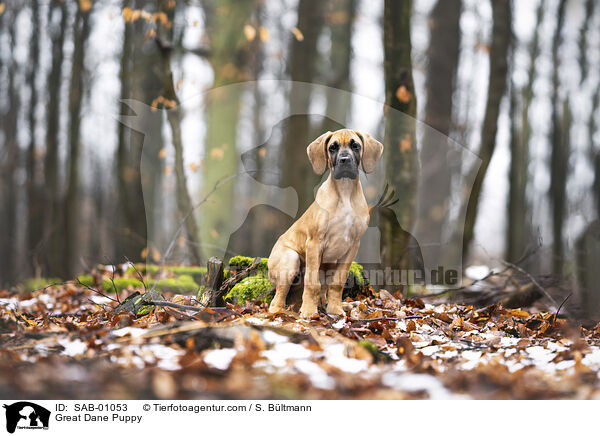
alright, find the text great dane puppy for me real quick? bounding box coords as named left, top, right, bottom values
left=268, top=129, right=383, bottom=318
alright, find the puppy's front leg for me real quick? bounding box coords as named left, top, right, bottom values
left=327, top=245, right=359, bottom=317
left=300, top=238, right=322, bottom=319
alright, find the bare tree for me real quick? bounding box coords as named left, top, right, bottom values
left=506, top=0, right=544, bottom=262
left=200, top=0, right=255, bottom=258
left=549, top=0, right=567, bottom=274
left=63, top=0, right=93, bottom=277
left=381, top=0, right=418, bottom=268
left=462, top=0, right=512, bottom=260
left=0, top=9, right=19, bottom=285
left=417, top=0, right=461, bottom=244
left=44, top=0, right=68, bottom=277
left=280, top=0, right=325, bottom=214
left=25, top=0, right=43, bottom=274
left=155, top=0, right=203, bottom=264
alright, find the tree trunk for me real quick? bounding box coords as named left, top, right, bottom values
left=578, top=0, right=595, bottom=85
left=320, top=0, right=356, bottom=131
left=0, top=12, right=19, bottom=285
left=382, top=0, right=418, bottom=269
left=417, top=0, right=461, bottom=246
left=63, top=1, right=93, bottom=278
left=44, top=0, right=68, bottom=277
left=200, top=0, right=254, bottom=259
left=462, top=0, right=511, bottom=260
left=549, top=0, right=567, bottom=274
left=506, top=0, right=544, bottom=262
left=26, top=0, right=43, bottom=274
left=116, top=0, right=164, bottom=264
left=280, top=0, right=325, bottom=216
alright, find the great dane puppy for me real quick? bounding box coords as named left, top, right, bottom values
left=267, top=129, right=383, bottom=318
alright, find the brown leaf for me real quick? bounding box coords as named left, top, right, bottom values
left=395, top=85, right=412, bottom=103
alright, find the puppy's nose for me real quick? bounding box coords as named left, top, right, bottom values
left=338, top=154, right=351, bottom=164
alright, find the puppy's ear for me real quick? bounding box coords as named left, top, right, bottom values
left=355, top=131, right=383, bottom=173
left=306, top=131, right=333, bottom=175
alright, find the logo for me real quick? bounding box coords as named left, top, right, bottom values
left=2, top=402, right=50, bottom=434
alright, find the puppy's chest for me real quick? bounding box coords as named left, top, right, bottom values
left=321, top=203, right=367, bottom=262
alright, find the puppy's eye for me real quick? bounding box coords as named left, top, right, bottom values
left=350, top=141, right=361, bottom=152
left=329, top=143, right=339, bottom=153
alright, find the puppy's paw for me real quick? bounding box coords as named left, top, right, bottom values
left=299, top=304, right=319, bottom=319
left=268, top=303, right=285, bottom=314
left=326, top=304, right=346, bottom=317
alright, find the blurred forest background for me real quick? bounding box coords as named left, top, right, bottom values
left=1, top=0, right=600, bottom=316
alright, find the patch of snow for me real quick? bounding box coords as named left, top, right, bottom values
left=439, top=349, right=459, bottom=359
left=461, top=350, right=483, bottom=370
left=111, top=327, right=147, bottom=338
left=144, top=344, right=185, bottom=371
left=500, top=337, right=519, bottom=347
left=294, top=360, right=335, bottom=390
left=38, top=294, right=54, bottom=307
left=332, top=319, right=346, bottom=329
left=261, top=330, right=289, bottom=345
left=381, top=372, right=463, bottom=399
left=245, top=317, right=266, bottom=325
left=323, top=343, right=368, bottom=373
left=90, top=295, right=114, bottom=304
left=420, top=345, right=441, bottom=356
left=261, top=342, right=312, bottom=367
left=57, top=338, right=87, bottom=357
left=203, top=348, right=237, bottom=370
left=582, top=347, right=600, bottom=367
left=505, top=361, right=525, bottom=372
left=526, top=346, right=555, bottom=366
left=429, top=334, right=448, bottom=343
left=555, top=360, right=575, bottom=371
left=0, top=297, right=18, bottom=310
left=465, top=265, right=490, bottom=280
left=18, top=299, right=38, bottom=308
left=546, top=341, right=568, bottom=352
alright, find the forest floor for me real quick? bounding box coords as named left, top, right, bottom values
left=2, top=276, right=600, bottom=400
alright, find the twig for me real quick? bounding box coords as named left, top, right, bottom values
left=77, top=278, right=119, bottom=303
left=499, top=259, right=558, bottom=307
left=148, top=174, right=237, bottom=295
left=416, top=245, right=540, bottom=299
left=125, top=256, right=147, bottom=293
left=147, top=300, right=231, bottom=312
left=553, top=292, right=572, bottom=323
left=348, top=315, right=422, bottom=323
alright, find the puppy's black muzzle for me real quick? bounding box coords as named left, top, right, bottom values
left=332, top=151, right=359, bottom=179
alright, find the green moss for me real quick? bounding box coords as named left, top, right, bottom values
left=147, top=278, right=199, bottom=293
left=169, top=266, right=206, bottom=276
left=196, top=285, right=206, bottom=301
left=228, top=256, right=268, bottom=272
left=101, top=277, right=144, bottom=293
left=224, top=273, right=274, bottom=304
left=358, top=339, right=378, bottom=357
left=77, top=275, right=94, bottom=287
left=20, top=277, right=63, bottom=292
left=348, top=262, right=364, bottom=287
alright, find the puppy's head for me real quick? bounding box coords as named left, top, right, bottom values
left=307, top=129, right=383, bottom=178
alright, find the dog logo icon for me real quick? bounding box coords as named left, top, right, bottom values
left=3, top=402, right=50, bottom=433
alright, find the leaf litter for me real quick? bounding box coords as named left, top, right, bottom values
left=2, top=277, right=600, bottom=400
